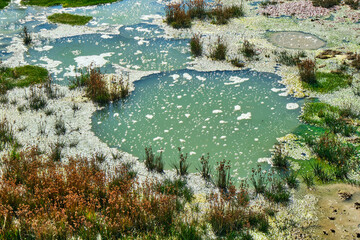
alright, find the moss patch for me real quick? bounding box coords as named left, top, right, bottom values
left=0, top=0, right=10, bottom=9
left=21, top=0, right=118, bottom=7
left=300, top=102, right=341, bottom=126
left=48, top=13, right=93, bottom=25
left=302, top=72, right=352, bottom=93
left=0, top=65, right=49, bottom=93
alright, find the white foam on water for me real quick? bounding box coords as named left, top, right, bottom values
left=189, top=152, right=196, bottom=155
left=34, top=45, right=53, bottom=52
left=220, top=136, right=226, bottom=139
left=146, top=114, right=154, bottom=119
left=224, top=76, right=249, bottom=85
left=170, top=74, right=180, bottom=80
left=286, top=103, right=299, bottom=110
left=74, top=52, right=114, bottom=68
left=271, top=87, right=286, bottom=92
left=180, top=139, right=186, bottom=143
left=185, top=114, right=190, bottom=118
left=258, top=158, right=272, bottom=164
left=237, top=112, right=252, bottom=120
left=183, top=73, right=192, bottom=80
left=125, top=27, right=134, bottom=31
left=101, top=34, right=113, bottom=39
left=177, top=105, right=182, bottom=109
left=134, top=50, right=143, bottom=55
left=140, top=14, right=162, bottom=21
left=219, top=120, right=227, bottom=124
left=234, top=105, right=241, bottom=111
left=212, top=110, right=222, bottom=114
left=113, top=113, right=119, bottom=117
left=196, top=76, right=206, bottom=81
left=153, top=136, right=163, bottom=141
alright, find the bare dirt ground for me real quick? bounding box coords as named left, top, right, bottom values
left=309, top=184, right=360, bottom=240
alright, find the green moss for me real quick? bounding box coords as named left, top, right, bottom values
left=0, top=65, right=48, bottom=93
left=21, top=0, right=118, bottom=7
left=302, top=72, right=352, bottom=93
left=0, top=0, right=11, bottom=9
left=48, top=13, right=93, bottom=25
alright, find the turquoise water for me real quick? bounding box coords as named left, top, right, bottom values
left=1, top=0, right=304, bottom=181
left=92, top=69, right=303, bottom=180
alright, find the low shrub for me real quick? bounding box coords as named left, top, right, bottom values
left=28, top=87, right=47, bottom=110
left=190, top=33, right=203, bottom=57
left=240, top=40, right=257, bottom=59
left=250, top=165, right=268, bottom=195
left=285, top=171, right=299, bottom=189
left=22, top=26, right=32, bottom=46
left=272, top=143, right=289, bottom=169
left=313, top=133, right=356, bottom=167
left=144, top=146, right=164, bottom=173
left=230, top=58, right=246, bottom=68
left=345, top=0, right=359, bottom=9
left=311, top=0, right=341, bottom=7
left=0, top=118, right=16, bottom=150
left=86, top=67, right=110, bottom=104
left=49, top=141, right=64, bottom=162
left=197, top=153, right=211, bottom=181
left=173, top=147, right=190, bottom=176
left=165, top=2, right=192, bottom=29
left=264, top=178, right=291, bottom=204
left=216, top=160, right=232, bottom=190
left=274, top=50, right=305, bottom=66
left=156, top=178, right=193, bottom=203
left=351, top=53, right=360, bottom=70
left=302, top=172, right=315, bottom=189
left=297, top=59, right=316, bottom=84
left=210, top=37, right=227, bottom=61
left=187, top=0, right=207, bottom=19
left=0, top=148, right=182, bottom=239
left=54, top=116, right=66, bottom=135
left=210, top=5, right=244, bottom=25
left=72, top=67, right=129, bottom=104
left=208, top=185, right=266, bottom=237
left=94, top=152, right=107, bottom=164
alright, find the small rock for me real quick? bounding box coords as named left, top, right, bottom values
left=355, top=202, right=360, bottom=209
left=338, top=190, right=352, bottom=200
left=328, top=217, right=336, bottom=220
left=323, top=230, right=328, bottom=235
left=330, top=229, right=336, bottom=233
left=357, top=233, right=360, bottom=238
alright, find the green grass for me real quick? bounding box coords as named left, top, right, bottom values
left=300, top=102, right=341, bottom=126
left=302, top=72, right=352, bottom=93
left=21, top=0, right=118, bottom=7
left=0, top=0, right=11, bottom=9
left=0, top=65, right=49, bottom=93
left=48, top=13, right=93, bottom=25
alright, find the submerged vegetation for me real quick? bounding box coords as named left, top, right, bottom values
left=47, top=13, right=93, bottom=25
